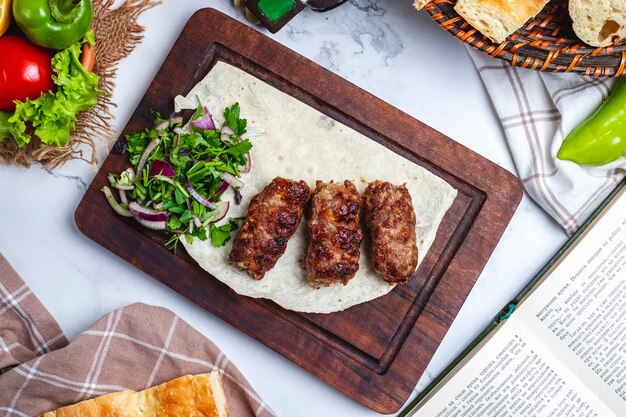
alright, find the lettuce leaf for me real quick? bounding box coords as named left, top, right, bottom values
left=0, top=111, right=28, bottom=146
left=3, top=32, right=103, bottom=147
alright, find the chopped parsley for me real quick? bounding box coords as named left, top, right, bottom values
left=209, top=218, right=242, bottom=247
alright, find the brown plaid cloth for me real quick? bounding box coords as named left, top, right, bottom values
left=0, top=254, right=275, bottom=417
left=468, top=48, right=626, bottom=235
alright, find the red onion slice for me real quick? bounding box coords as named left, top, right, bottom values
left=129, top=202, right=169, bottom=222
left=119, top=189, right=128, bottom=206
left=191, top=106, right=216, bottom=130
left=220, top=126, right=236, bottom=142
left=214, top=180, right=229, bottom=198
left=240, top=153, right=251, bottom=173
left=136, top=138, right=160, bottom=179
left=210, top=201, right=230, bottom=223
left=149, top=159, right=175, bottom=178
left=234, top=189, right=243, bottom=205
left=193, top=216, right=202, bottom=228
left=154, top=120, right=169, bottom=131
left=134, top=218, right=167, bottom=230
left=220, top=172, right=244, bottom=190
left=102, top=186, right=132, bottom=217
left=169, top=116, right=183, bottom=125
left=123, top=167, right=136, bottom=180
left=182, top=179, right=216, bottom=209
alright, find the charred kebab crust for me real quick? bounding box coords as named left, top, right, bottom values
left=363, top=180, right=418, bottom=284
left=229, top=177, right=311, bottom=280
left=306, top=180, right=363, bottom=288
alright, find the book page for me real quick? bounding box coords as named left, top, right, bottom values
left=511, top=187, right=626, bottom=414
left=408, top=314, right=616, bottom=417
left=406, top=186, right=626, bottom=417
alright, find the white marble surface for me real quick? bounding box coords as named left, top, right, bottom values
left=0, top=1, right=569, bottom=416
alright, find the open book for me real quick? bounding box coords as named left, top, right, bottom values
left=401, top=181, right=626, bottom=417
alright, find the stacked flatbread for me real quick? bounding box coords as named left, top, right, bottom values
left=414, top=0, right=626, bottom=47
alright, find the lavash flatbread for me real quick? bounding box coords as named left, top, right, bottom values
left=182, top=62, right=457, bottom=313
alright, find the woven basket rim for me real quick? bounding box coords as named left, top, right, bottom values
left=425, top=0, right=626, bottom=77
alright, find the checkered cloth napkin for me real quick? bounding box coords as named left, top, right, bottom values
left=468, top=48, right=626, bottom=235
left=0, top=254, right=275, bottom=417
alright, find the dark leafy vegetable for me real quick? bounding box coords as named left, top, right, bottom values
left=102, top=102, right=251, bottom=251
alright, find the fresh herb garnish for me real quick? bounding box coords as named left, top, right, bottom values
left=209, top=217, right=244, bottom=247
left=224, top=102, right=247, bottom=136
left=102, top=102, right=252, bottom=250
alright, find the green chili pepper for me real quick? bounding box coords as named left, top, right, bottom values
left=13, top=0, right=93, bottom=50
left=557, top=78, right=626, bottom=166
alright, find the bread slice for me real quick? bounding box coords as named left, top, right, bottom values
left=570, top=0, right=626, bottom=47
left=414, top=0, right=430, bottom=10
left=38, top=372, right=230, bottom=417
left=454, top=0, right=550, bottom=43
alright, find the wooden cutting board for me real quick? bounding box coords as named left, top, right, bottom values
left=75, top=8, right=522, bottom=413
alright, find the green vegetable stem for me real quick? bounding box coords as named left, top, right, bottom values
left=557, top=78, right=626, bottom=166
left=13, top=0, right=93, bottom=50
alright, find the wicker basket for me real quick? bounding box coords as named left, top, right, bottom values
left=426, top=0, right=626, bottom=77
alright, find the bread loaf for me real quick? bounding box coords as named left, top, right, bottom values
left=453, top=0, right=550, bottom=43
left=570, top=0, right=626, bottom=47
left=38, top=372, right=230, bottom=417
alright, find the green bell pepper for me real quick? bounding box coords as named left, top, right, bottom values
left=13, top=0, right=93, bottom=50
left=557, top=78, right=626, bottom=166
